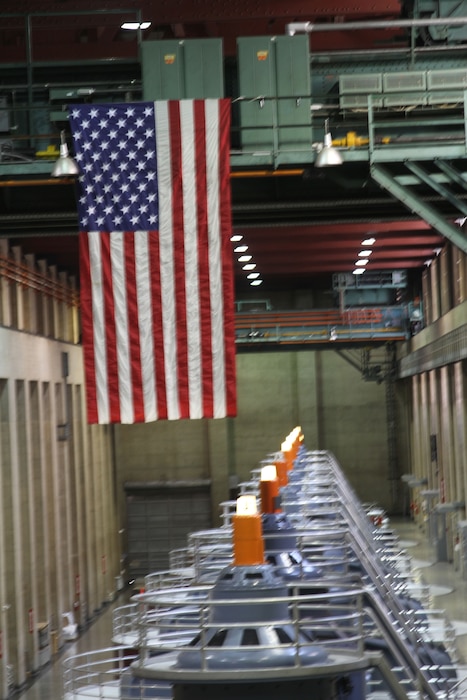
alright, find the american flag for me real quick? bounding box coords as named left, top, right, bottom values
left=69, top=100, right=236, bottom=423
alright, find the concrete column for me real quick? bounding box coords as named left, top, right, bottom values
left=69, top=276, right=80, bottom=345
left=428, top=370, right=442, bottom=500
left=206, top=419, right=231, bottom=527
left=11, top=248, right=26, bottom=332
left=409, top=375, right=422, bottom=518
left=411, top=375, right=421, bottom=476
left=28, top=382, right=47, bottom=667
left=103, top=427, right=119, bottom=602
left=38, top=384, right=52, bottom=654
left=0, top=380, right=10, bottom=700
left=421, top=268, right=432, bottom=326
left=23, top=382, right=39, bottom=673
left=439, top=245, right=452, bottom=317
left=439, top=366, right=454, bottom=499
left=48, top=383, right=65, bottom=649
left=37, top=261, right=51, bottom=338
left=57, top=272, right=66, bottom=342
left=429, top=257, right=441, bottom=322
left=0, top=241, right=12, bottom=329
left=23, top=255, right=38, bottom=336
left=49, top=267, right=59, bottom=341
left=64, top=383, right=79, bottom=620
left=55, top=381, right=70, bottom=643
left=453, top=362, right=467, bottom=513
left=440, top=365, right=456, bottom=560
left=8, top=380, right=27, bottom=686
left=105, top=427, right=120, bottom=601
left=419, top=373, right=433, bottom=487
left=58, top=377, right=74, bottom=617
left=296, top=351, right=320, bottom=450
left=85, top=429, right=99, bottom=616
left=72, top=385, right=87, bottom=627
left=452, top=247, right=466, bottom=306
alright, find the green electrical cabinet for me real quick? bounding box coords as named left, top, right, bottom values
left=141, top=39, right=224, bottom=101
left=236, top=35, right=311, bottom=155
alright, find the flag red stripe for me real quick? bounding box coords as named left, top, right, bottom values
left=74, top=99, right=236, bottom=423
left=149, top=231, right=168, bottom=419
left=169, top=101, right=190, bottom=419
left=194, top=101, right=214, bottom=418
left=101, top=233, right=121, bottom=423
left=79, top=232, right=99, bottom=423
left=218, top=99, right=236, bottom=415
left=124, top=233, right=144, bottom=422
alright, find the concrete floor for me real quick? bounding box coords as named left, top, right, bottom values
left=15, top=516, right=467, bottom=699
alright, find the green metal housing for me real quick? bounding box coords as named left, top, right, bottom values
left=141, top=39, right=224, bottom=101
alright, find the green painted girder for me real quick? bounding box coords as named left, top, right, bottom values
left=369, top=143, right=467, bottom=163
left=0, top=161, right=55, bottom=176
left=405, top=160, right=467, bottom=218
left=435, top=159, right=467, bottom=190
left=370, top=162, right=467, bottom=253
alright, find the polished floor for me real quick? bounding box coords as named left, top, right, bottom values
left=14, top=516, right=467, bottom=699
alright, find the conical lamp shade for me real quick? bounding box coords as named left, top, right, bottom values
left=51, top=131, right=79, bottom=177
left=315, top=121, right=343, bottom=168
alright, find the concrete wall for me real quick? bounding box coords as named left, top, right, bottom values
left=401, top=242, right=467, bottom=563
left=115, top=348, right=393, bottom=520
left=0, top=251, right=119, bottom=699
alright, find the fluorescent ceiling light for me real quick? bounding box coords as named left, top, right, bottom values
left=247, top=272, right=260, bottom=279
left=358, top=250, right=372, bottom=257
left=242, top=263, right=256, bottom=270
left=121, top=21, right=152, bottom=30
left=353, top=268, right=365, bottom=275
left=355, top=259, right=368, bottom=266
left=234, top=245, right=248, bottom=253
left=230, top=234, right=243, bottom=242
left=250, top=279, right=263, bottom=286
left=238, top=255, right=252, bottom=262
left=362, top=237, right=376, bottom=246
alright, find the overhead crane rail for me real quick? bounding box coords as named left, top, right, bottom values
left=234, top=307, right=409, bottom=345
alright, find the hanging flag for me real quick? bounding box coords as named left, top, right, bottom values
left=69, top=100, right=236, bottom=423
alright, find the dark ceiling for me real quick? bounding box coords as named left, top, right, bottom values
left=0, top=0, right=453, bottom=297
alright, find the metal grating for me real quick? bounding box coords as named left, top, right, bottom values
left=427, top=69, right=467, bottom=90
left=427, top=90, right=463, bottom=105
left=383, top=71, right=426, bottom=92
left=339, top=74, right=382, bottom=94
left=383, top=93, right=427, bottom=107
left=340, top=94, right=383, bottom=109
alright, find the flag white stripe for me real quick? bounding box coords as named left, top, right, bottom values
left=135, top=230, right=158, bottom=421
left=88, top=231, right=110, bottom=424
left=180, top=101, right=202, bottom=419
left=155, top=101, right=179, bottom=420
left=110, top=232, right=133, bottom=423
left=205, top=100, right=226, bottom=418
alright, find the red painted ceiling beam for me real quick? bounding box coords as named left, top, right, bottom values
left=245, top=238, right=446, bottom=257
left=250, top=248, right=438, bottom=262
left=252, top=260, right=426, bottom=273
left=0, top=1, right=402, bottom=22
left=239, top=220, right=440, bottom=236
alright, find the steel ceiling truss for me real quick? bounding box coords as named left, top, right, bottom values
left=370, top=162, right=467, bottom=254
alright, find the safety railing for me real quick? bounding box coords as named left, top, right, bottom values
left=234, top=306, right=409, bottom=345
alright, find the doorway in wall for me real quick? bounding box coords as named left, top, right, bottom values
left=125, top=485, right=212, bottom=578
